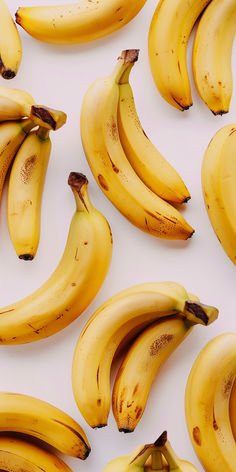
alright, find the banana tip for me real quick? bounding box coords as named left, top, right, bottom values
left=19, top=254, right=34, bottom=261
left=119, top=49, right=140, bottom=64
left=82, top=447, right=91, bottom=460
left=1, top=69, right=16, bottom=80
left=15, top=9, right=21, bottom=25
left=212, top=109, right=228, bottom=116
left=68, top=172, right=88, bottom=191
left=183, top=196, right=191, bottom=203
left=154, top=431, right=167, bottom=447
left=93, top=423, right=107, bottom=429
left=119, top=428, right=134, bottom=433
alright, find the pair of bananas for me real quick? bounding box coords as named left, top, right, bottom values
left=0, top=391, right=90, bottom=472
left=0, top=87, right=67, bottom=260
left=202, top=124, right=236, bottom=265
left=185, top=333, right=236, bottom=472
left=103, top=431, right=198, bottom=471
left=81, top=49, right=194, bottom=240
left=72, top=281, right=218, bottom=431
left=149, top=0, right=236, bottom=114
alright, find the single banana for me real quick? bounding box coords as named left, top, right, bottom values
left=72, top=281, right=218, bottom=428
left=0, top=0, right=22, bottom=79
left=0, top=87, right=35, bottom=107
left=185, top=333, right=236, bottom=472
left=8, top=127, right=52, bottom=260
left=0, top=392, right=90, bottom=459
left=193, top=0, right=236, bottom=115
left=15, top=1, right=147, bottom=45
left=117, top=52, right=190, bottom=203
left=148, top=0, right=212, bottom=110
left=202, top=124, right=236, bottom=264
left=0, top=436, right=72, bottom=472
left=0, top=172, right=112, bottom=344
left=0, top=120, right=35, bottom=207
left=81, top=49, right=194, bottom=240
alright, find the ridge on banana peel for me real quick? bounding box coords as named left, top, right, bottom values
left=202, top=124, right=236, bottom=265
left=0, top=0, right=22, bottom=79
left=0, top=436, right=72, bottom=472
left=15, top=1, right=147, bottom=45
left=0, top=172, right=112, bottom=344
left=185, top=333, right=236, bottom=472
left=117, top=50, right=190, bottom=203
left=193, top=0, right=236, bottom=115
left=81, top=49, right=194, bottom=240
left=0, top=392, right=90, bottom=459
left=72, top=281, right=218, bottom=429
left=148, top=0, right=212, bottom=110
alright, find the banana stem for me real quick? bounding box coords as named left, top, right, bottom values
left=111, top=49, right=139, bottom=84
left=184, top=301, right=219, bottom=326
left=129, top=444, right=156, bottom=467
left=151, top=451, right=163, bottom=470
left=21, top=118, right=35, bottom=134
left=37, top=126, right=50, bottom=140
left=160, top=442, right=183, bottom=471
left=68, top=172, right=92, bottom=213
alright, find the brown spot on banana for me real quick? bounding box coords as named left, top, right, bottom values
left=52, top=419, right=90, bottom=457
left=98, top=174, right=109, bottom=191
left=222, top=372, right=234, bottom=397
left=193, top=426, right=202, bottom=446
left=149, top=334, right=174, bottom=356
left=20, top=155, right=37, bottom=184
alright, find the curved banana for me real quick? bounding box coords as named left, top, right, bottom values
left=81, top=49, right=194, bottom=240
left=0, top=392, right=90, bottom=459
left=0, top=120, right=35, bottom=207
left=0, top=436, right=72, bottom=472
left=0, top=87, right=35, bottom=107
left=202, top=124, right=236, bottom=264
left=8, top=127, right=52, bottom=260
left=148, top=0, right=212, bottom=110
left=0, top=0, right=22, bottom=79
left=185, top=333, right=236, bottom=472
left=15, top=1, right=147, bottom=45
left=72, top=281, right=218, bottom=428
left=112, top=316, right=195, bottom=432
left=0, top=172, right=112, bottom=344
left=118, top=52, right=190, bottom=203
left=193, top=0, right=236, bottom=115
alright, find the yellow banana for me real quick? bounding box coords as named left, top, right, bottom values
left=8, top=127, right=52, bottom=260
left=0, top=119, right=35, bottom=207
left=0, top=172, right=112, bottom=344
left=0, top=0, right=22, bottom=79
left=148, top=0, right=212, bottom=110
left=117, top=52, right=190, bottom=203
left=15, top=1, right=147, bottom=45
left=229, top=376, right=236, bottom=440
left=72, top=281, right=218, bottom=428
left=81, top=49, right=194, bottom=240
left=0, top=87, right=35, bottom=107
left=202, top=124, right=236, bottom=264
left=0, top=436, right=72, bottom=472
left=185, top=333, right=236, bottom=472
left=0, top=392, right=90, bottom=459
left=193, top=0, right=236, bottom=115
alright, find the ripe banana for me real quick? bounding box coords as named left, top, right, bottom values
left=112, top=316, right=197, bottom=433
left=185, top=333, right=236, bottom=472
left=117, top=51, right=190, bottom=203
left=202, top=124, right=236, bottom=264
left=0, top=87, right=35, bottom=107
left=0, top=120, right=35, bottom=208
left=0, top=0, right=22, bottom=79
left=15, top=1, right=147, bottom=45
left=0, top=392, right=90, bottom=459
left=8, top=127, right=52, bottom=260
left=0, top=436, right=72, bottom=472
left=72, top=281, right=218, bottom=428
left=0, top=172, right=112, bottom=344
left=148, top=0, right=211, bottom=110
left=81, top=49, right=194, bottom=240
left=193, top=0, right=236, bottom=115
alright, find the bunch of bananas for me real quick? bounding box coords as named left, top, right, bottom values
left=72, top=281, right=218, bottom=430
left=81, top=49, right=194, bottom=241
left=0, top=391, right=90, bottom=472
left=149, top=0, right=236, bottom=114
left=102, top=431, right=199, bottom=471
left=185, top=333, right=236, bottom=472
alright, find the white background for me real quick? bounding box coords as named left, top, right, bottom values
left=1, top=1, right=236, bottom=471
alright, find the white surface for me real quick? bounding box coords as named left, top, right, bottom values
left=1, top=1, right=236, bottom=471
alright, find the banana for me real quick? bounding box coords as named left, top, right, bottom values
left=0, top=172, right=112, bottom=344
left=81, top=49, right=194, bottom=240
left=202, top=124, right=236, bottom=264
left=0, top=0, right=22, bottom=79
left=0, top=392, right=90, bottom=459
left=148, top=0, right=212, bottom=110
left=15, top=1, right=147, bottom=45
left=112, top=316, right=197, bottom=433
left=0, top=87, right=35, bottom=107
left=185, top=333, right=236, bottom=472
left=230, top=377, right=236, bottom=440
left=8, top=127, right=52, bottom=260
left=0, top=119, right=35, bottom=207
left=0, top=436, right=72, bottom=472
left=72, top=281, right=218, bottom=428
left=193, top=0, right=236, bottom=115
left=117, top=51, right=190, bottom=203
